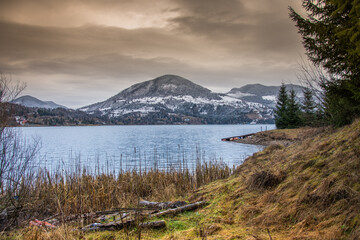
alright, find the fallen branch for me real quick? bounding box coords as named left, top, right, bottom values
left=139, top=220, right=166, bottom=229
left=139, top=200, right=187, bottom=209
left=81, top=201, right=207, bottom=231
left=149, top=201, right=207, bottom=218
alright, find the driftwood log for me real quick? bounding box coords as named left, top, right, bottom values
left=149, top=201, right=207, bottom=218
left=139, top=220, right=166, bottom=229
left=81, top=201, right=207, bottom=231
left=139, top=200, right=187, bottom=209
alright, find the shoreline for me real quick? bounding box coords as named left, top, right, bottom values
left=233, top=127, right=326, bottom=146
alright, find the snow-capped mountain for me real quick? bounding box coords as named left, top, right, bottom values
left=228, top=84, right=305, bottom=108
left=80, top=75, right=274, bottom=124
left=11, top=95, right=66, bottom=109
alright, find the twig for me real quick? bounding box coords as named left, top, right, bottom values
left=266, top=228, right=273, bottom=240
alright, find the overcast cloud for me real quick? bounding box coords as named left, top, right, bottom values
left=0, top=0, right=305, bottom=108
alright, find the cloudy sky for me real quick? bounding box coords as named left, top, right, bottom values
left=0, top=0, right=306, bottom=108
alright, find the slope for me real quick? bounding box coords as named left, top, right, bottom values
left=110, top=74, right=219, bottom=100
left=159, top=120, right=360, bottom=239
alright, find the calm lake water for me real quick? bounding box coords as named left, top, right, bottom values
left=20, top=124, right=275, bottom=173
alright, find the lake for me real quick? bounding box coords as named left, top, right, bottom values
left=20, top=124, right=275, bottom=173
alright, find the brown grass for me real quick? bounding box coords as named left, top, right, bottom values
left=247, top=170, right=285, bottom=190
left=178, top=119, right=360, bottom=239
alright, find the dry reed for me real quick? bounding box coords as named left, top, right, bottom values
left=0, top=158, right=232, bottom=230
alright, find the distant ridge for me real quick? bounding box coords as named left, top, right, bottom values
left=229, top=83, right=304, bottom=96
left=11, top=95, right=66, bottom=109
left=228, top=83, right=305, bottom=108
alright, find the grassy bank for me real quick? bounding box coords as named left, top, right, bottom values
left=158, top=119, right=360, bottom=239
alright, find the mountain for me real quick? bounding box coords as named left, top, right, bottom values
left=12, top=95, right=66, bottom=109
left=80, top=75, right=274, bottom=124
left=228, top=83, right=305, bottom=108
left=111, top=74, right=220, bottom=100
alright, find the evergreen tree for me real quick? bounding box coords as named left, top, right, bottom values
left=321, top=79, right=357, bottom=126
left=274, top=83, right=289, bottom=129
left=301, top=88, right=316, bottom=125
left=287, top=89, right=303, bottom=128
left=302, top=88, right=315, bottom=114
left=289, top=0, right=360, bottom=126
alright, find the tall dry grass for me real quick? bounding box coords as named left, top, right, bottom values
left=1, top=157, right=232, bottom=230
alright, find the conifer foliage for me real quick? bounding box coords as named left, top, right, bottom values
left=287, top=89, right=303, bottom=128
left=301, top=88, right=317, bottom=125
left=289, top=0, right=360, bottom=126
left=275, top=84, right=304, bottom=129
left=274, top=84, right=290, bottom=129
left=274, top=84, right=322, bottom=129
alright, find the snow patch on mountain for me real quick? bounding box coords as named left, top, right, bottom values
left=128, top=95, right=247, bottom=107
left=262, top=95, right=277, bottom=101
left=227, top=92, right=256, bottom=98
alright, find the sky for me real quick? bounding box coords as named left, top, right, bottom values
left=0, top=0, right=306, bottom=108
